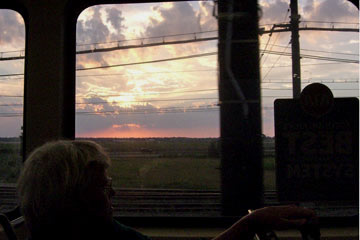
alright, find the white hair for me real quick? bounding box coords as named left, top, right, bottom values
left=17, top=140, right=111, bottom=233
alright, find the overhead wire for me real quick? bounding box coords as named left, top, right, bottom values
left=0, top=46, right=358, bottom=78
left=2, top=83, right=358, bottom=106
left=261, top=7, right=290, bottom=64
left=262, top=41, right=291, bottom=81
left=301, top=20, right=359, bottom=25
left=260, top=43, right=359, bottom=56
left=76, top=52, right=217, bottom=71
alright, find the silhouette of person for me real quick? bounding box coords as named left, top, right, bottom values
left=18, top=140, right=315, bottom=240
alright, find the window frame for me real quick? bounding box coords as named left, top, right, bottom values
left=1, top=0, right=357, bottom=226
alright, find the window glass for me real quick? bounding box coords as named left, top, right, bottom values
left=259, top=0, right=359, bottom=190
left=75, top=2, right=220, bottom=195
left=0, top=9, right=25, bottom=184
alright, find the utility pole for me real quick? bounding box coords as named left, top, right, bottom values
left=290, top=0, right=301, bottom=99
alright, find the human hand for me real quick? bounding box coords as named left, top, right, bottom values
left=245, top=205, right=316, bottom=233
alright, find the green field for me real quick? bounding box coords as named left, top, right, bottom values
left=0, top=141, right=22, bottom=183
left=0, top=138, right=276, bottom=190
left=109, top=157, right=276, bottom=190
left=110, top=157, right=221, bottom=190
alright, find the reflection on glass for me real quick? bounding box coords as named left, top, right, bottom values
left=259, top=0, right=359, bottom=190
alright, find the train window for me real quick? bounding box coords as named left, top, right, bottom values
left=259, top=0, right=359, bottom=191
left=75, top=2, right=220, bottom=216
left=0, top=9, right=25, bottom=186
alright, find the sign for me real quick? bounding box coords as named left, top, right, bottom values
left=274, top=83, right=359, bottom=202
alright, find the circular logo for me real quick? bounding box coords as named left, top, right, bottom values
left=300, top=83, right=334, bottom=118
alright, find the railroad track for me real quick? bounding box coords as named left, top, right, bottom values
left=2, top=184, right=357, bottom=218
left=0, top=184, right=279, bottom=216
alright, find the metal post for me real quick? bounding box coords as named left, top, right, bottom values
left=290, top=0, right=301, bottom=99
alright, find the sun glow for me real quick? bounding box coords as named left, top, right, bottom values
left=108, top=95, right=137, bottom=108
left=77, top=125, right=220, bottom=138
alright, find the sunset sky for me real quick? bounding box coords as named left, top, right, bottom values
left=0, top=0, right=358, bottom=138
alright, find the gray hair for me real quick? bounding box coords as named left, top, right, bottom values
left=17, top=140, right=111, bottom=232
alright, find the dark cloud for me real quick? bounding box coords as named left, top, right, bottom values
left=77, top=6, right=110, bottom=44
left=259, top=0, right=358, bottom=24
left=76, top=101, right=158, bottom=133
left=76, top=96, right=219, bottom=135
left=305, top=0, right=358, bottom=22
left=106, top=8, right=125, bottom=32
left=143, top=2, right=217, bottom=56
left=79, top=96, right=159, bottom=117
left=145, top=2, right=202, bottom=37
left=76, top=6, right=126, bottom=66
left=77, top=7, right=110, bottom=65
left=260, top=0, right=290, bottom=24
left=0, top=10, right=25, bottom=47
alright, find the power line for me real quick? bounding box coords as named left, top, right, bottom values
left=76, top=30, right=218, bottom=47
left=0, top=50, right=357, bottom=78
left=262, top=79, right=359, bottom=83
left=0, top=30, right=218, bottom=56
left=0, top=62, right=346, bottom=77
left=263, top=41, right=291, bottom=81
left=77, top=97, right=218, bottom=104
left=301, top=20, right=359, bottom=25
left=2, top=22, right=357, bottom=62
left=2, top=83, right=358, bottom=102
left=2, top=92, right=360, bottom=117
left=77, top=69, right=217, bottom=78
left=259, top=43, right=359, bottom=56
left=0, top=107, right=221, bottom=117
left=261, top=87, right=359, bottom=90
left=77, top=52, right=217, bottom=71
left=261, top=7, right=290, bottom=64
left=1, top=44, right=358, bottom=77
left=262, top=49, right=359, bottom=63
left=77, top=50, right=357, bottom=72
left=263, top=62, right=352, bottom=68
left=78, top=88, right=218, bottom=98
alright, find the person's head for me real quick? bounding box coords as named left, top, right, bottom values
left=17, top=140, right=115, bottom=235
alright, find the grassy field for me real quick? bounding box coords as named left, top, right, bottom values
left=109, top=157, right=276, bottom=190
left=0, top=138, right=276, bottom=190
left=0, top=141, right=22, bottom=183
left=110, top=157, right=221, bottom=190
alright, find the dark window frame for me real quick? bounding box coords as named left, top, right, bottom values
left=1, top=0, right=357, bottom=227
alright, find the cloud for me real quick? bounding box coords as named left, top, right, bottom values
left=303, top=0, right=358, bottom=22
left=259, top=0, right=291, bottom=44
left=77, top=6, right=110, bottom=44
left=76, top=6, right=127, bottom=67
left=112, top=123, right=141, bottom=130
left=0, top=10, right=25, bottom=48
left=106, top=8, right=125, bottom=32
left=77, top=7, right=110, bottom=66
left=304, top=0, right=315, bottom=13
left=198, top=1, right=217, bottom=32
left=260, top=0, right=290, bottom=24
left=75, top=93, right=220, bottom=137
left=145, top=2, right=202, bottom=37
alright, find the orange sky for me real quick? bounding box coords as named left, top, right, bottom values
left=76, top=124, right=220, bottom=138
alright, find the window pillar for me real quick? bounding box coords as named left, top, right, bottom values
left=218, top=0, right=263, bottom=216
